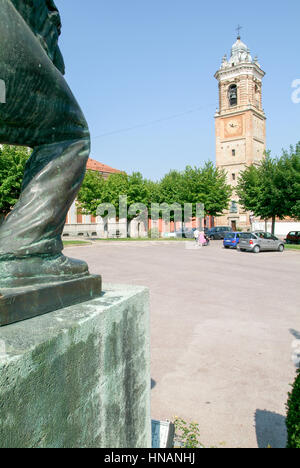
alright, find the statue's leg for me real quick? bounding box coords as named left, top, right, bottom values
left=0, top=139, right=90, bottom=285
left=1, top=139, right=89, bottom=258
left=0, top=0, right=91, bottom=286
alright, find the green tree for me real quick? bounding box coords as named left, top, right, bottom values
left=78, top=170, right=152, bottom=221
left=126, top=172, right=151, bottom=222
left=77, top=162, right=232, bottom=223
left=156, top=170, right=185, bottom=221
left=237, top=145, right=300, bottom=234
left=78, top=170, right=129, bottom=218
left=286, top=369, right=300, bottom=448
left=237, top=157, right=279, bottom=234
left=256, top=156, right=287, bottom=233
left=144, top=178, right=160, bottom=214
left=174, top=417, right=204, bottom=449
left=127, top=172, right=149, bottom=206
left=182, top=162, right=232, bottom=217
left=277, top=144, right=300, bottom=220
left=0, top=145, right=31, bottom=218
left=159, top=170, right=185, bottom=205
left=77, top=169, right=106, bottom=216
left=236, top=163, right=261, bottom=215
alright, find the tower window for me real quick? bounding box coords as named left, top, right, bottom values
left=254, top=84, right=260, bottom=107
left=232, top=149, right=236, bottom=156
left=230, top=201, right=238, bottom=213
left=232, top=173, right=236, bottom=181
left=228, top=84, right=238, bottom=106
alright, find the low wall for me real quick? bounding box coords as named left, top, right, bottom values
left=0, top=284, right=151, bottom=448
left=252, top=221, right=300, bottom=237
left=63, top=223, right=101, bottom=237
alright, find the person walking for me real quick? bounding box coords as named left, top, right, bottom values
left=198, top=231, right=207, bottom=247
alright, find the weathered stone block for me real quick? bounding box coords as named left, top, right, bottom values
left=0, top=284, right=151, bottom=448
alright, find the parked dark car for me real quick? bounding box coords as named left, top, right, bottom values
left=206, top=226, right=232, bottom=240
left=223, top=232, right=241, bottom=249
left=285, top=231, right=300, bottom=245
left=183, top=228, right=196, bottom=239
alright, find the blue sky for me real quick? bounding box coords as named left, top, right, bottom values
left=56, top=0, right=300, bottom=180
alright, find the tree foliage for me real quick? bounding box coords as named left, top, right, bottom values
left=237, top=144, right=300, bottom=233
left=236, top=163, right=262, bottom=215
left=159, top=170, right=185, bottom=206
left=286, top=369, right=300, bottom=448
left=0, top=145, right=31, bottom=217
left=78, top=162, right=232, bottom=221
left=182, top=162, right=232, bottom=217
left=174, top=417, right=204, bottom=449
left=78, top=170, right=151, bottom=219
left=76, top=169, right=106, bottom=216
left=278, top=144, right=300, bottom=220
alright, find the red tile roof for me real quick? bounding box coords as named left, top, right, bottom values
left=86, top=158, right=121, bottom=174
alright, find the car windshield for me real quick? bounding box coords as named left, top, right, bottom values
left=224, top=233, right=235, bottom=239
left=240, top=233, right=255, bottom=239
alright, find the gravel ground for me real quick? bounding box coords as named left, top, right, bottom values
left=65, top=240, right=300, bottom=448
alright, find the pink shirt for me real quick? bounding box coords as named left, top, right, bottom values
left=198, top=233, right=206, bottom=244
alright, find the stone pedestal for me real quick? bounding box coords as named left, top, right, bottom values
left=0, top=284, right=151, bottom=448
left=0, top=275, right=102, bottom=326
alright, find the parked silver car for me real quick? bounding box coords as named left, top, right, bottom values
left=238, top=231, right=285, bottom=253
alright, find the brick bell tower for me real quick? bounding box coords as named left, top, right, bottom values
left=214, top=33, right=266, bottom=230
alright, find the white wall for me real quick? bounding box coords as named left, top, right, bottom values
left=252, top=221, right=300, bottom=237
left=64, top=218, right=128, bottom=238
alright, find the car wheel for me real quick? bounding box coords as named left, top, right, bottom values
left=211, top=236, right=215, bottom=240
left=278, top=244, right=285, bottom=252
left=240, top=248, right=246, bottom=252
left=253, top=245, right=260, bottom=254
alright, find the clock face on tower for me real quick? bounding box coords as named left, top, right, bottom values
left=224, top=116, right=243, bottom=138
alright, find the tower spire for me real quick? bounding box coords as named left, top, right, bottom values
left=236, top=24, right=242, bottom=40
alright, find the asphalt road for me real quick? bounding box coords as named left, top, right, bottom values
left=65, top=240, right=300, bottom=448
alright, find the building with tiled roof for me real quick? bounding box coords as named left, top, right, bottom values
left=64, top=158, right=122, bottom=237
left=86, top=158, right=121, bottom=178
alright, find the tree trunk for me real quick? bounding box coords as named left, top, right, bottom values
left=272, top=216, right=276, bottom=235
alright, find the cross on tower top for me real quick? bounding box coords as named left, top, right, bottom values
left=236, top=24, right=242, bottom=39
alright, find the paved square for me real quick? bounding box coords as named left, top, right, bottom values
left=65, top=240, right=300, bottom=448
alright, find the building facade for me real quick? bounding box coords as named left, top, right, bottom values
left=214, top=35, right=266, bottom=230
left=64, top=158, right=122, bottom=237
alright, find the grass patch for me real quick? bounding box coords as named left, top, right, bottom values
left=285, top=244, right=300, bottom=251
left=63, top=240, right=92, bottom=246
left=95, top=237, right=194, bottom=242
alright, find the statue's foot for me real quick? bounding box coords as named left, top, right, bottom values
left=0, top=254, right=89, bottom=288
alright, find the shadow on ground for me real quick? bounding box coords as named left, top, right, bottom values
left=255, top=409, right=287, bottom=448
left=290, top=328, right=300, bottom=340
left=290, top=329, right=300, bottom=368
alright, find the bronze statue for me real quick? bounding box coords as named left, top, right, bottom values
left=0, top=1, right=102, bottom=326
left=0, top=0, right=92, bottom=288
